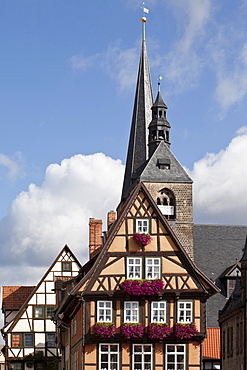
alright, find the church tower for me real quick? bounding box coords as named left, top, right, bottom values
left=120, top=16, right=194, bottom=259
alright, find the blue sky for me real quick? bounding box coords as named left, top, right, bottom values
left=1, top=0, right=247, bottom=332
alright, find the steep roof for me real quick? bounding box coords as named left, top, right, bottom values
left=202, top=327, right=220, bottom=359
left=194, top=224, right=247, bottom=326
left=140, top=140, right=193, bottom=183
left=57, top=183, right=219, bottom=316
left=121, top=39, right=153, bottom=201
left=2, top=286, right=35, bottom=310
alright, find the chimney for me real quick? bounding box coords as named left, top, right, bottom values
left=107, top=210, right=116, bottom=230
left=89, top=218, right=103, bottom=259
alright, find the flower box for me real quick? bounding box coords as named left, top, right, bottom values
left=120, top=323, right=144, bottom=339
left=121, top=279, right=164, bottom=295
left=93, top=322, right=116, bottom=338
left=133, top=233, right=152, bottom=247
left=174, top=322, right=198, bottom=339
left=147, top=323, right=172, bottom=340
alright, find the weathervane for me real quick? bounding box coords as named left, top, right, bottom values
left=158, top=76, right=163, bottom=92
left=140, top=2, right=149, bottom=41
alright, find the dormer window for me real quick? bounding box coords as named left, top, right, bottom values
left=157, top=158, right=170, bottom=170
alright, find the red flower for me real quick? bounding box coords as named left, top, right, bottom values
left=93, top=322, right=116, bottom=338
left=174, top=322, right=198, bottom=339
left=133, top=233, right=152, bottom=247
left=147, top=323, right=172, bottom=340
left=120, top=323, right=144, bottom=339
left=121, top=279, right=164, bottom=295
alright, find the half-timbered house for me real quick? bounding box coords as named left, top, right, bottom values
left=1, top=245, right=81, bottom=370
left=55, top=183, right=219, bottom=370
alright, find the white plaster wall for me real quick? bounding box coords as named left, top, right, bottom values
left=37, top=294, right=45, bottom=304
left=29, top=296, right=36, bottom=305
left=46, top=281, right=54, bottom=293
left=36, top=283, right=45, bottom=293
left=33, top=320, right=44, bottom=332
left=46, top=320, right=55, bottom=331
left=45, top=272, right=53, bottom=281
left=46, top=294, right=56, bottom=305
left=14, top=319, right=30, bottom=332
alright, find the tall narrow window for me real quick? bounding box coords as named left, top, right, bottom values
left=99, top=344, right=119, bottom=370
left=127, top=257, right=142, bottom=279
left=11, top=334, right=21, bottom=348
left=46, top=333, right=56, bottom=347
left=151, top=301, right=166, bottom=323
left=133, top=344, right=152, bottom=370
left=136, top=219, right=149, bottom=233
left=97, top=301, right=112, bottom=322
left=46, top=306, right=55, bottom=319
left=177, top=301, right=193, bottom=323
left=24, top=333, right=34, bottom=348
left=34, top=306, right=44, bottom=319
left=145, top=258, right=161, bottom=279
left=165, top=344, right=185, bottom=370
left=124, top=302, right=139, bottom=323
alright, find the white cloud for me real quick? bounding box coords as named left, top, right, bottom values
left=0, top=153, right=124, bottom=285
left=0, top=152, right=25, bottom=181
left=69, top=42, right=139, bottom=91
left=188, top=126, right=247, bottom=224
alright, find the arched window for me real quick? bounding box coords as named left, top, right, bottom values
left=157, top=188, right=176, bottom=220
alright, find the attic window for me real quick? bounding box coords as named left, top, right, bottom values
left=62, top=261, right=72, bottom=272
left=157, top=158, right=170, bottom=170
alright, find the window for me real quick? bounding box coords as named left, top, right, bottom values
left=99, top=344, right=119, bottom=370
left=34, top=306, right=44, bottom=319
left=133, top=344, right=152, bottom=370
left=151, top=301, right=166, bottom=323
left=72, top=351, right=78, bottom=370
left=124, top=302, right=139, bottom=323
left=165, top=344, right=185, bottom=370
left=145, top=258, right=161, bottom=279
left=127, top=257, right=142, bottom=279
left=97, top=301, right=112, bottom=322
left=24, top=333, right=34, bottom=347
left=136, top=219, right=149, bottom=233
left=46, top=306, right=55, bottom=319
left=46, top=333, right=56, bottom=347
left=11, top=334, right=21, bottom=348
left=177, top=301, right=193, bottom=323
left=11, top=363, right=22, bottom=370
left=62, top=261, right=72, bottom=272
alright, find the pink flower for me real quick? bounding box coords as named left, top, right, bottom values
left=133, top=233, right=152, bottom=247
left=174, top=322, right=198, bottom=339
left=147, top=323, right=172, bottom=340
left=121, top=279, right=164, bottom=295
left=93, top=322, right=116, bottom=338
left=120, top=323, right=144, bottom=339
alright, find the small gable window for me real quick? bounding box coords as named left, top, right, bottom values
left=97, top=301, right=112, bottom=322
left=157, top=158, right=170, bottom=170
left=136, top=219, right=149, bottom=233
left=62, top=261, right=72, bottom=272
left=145, top=258, right=161, bottom=279
left=24, top=333, right=34, bottom=348
left=177, top=301, right=193, bottom=323
left=126, top=257, right=142, bottom=279
left=11, top=334, right=21, bottom=348
left=124, top=301, right=139, bottom=323
left=34, top=306, right=44, bottom=319
left=151, top=301, right=166, bottom=323
left=157, top=188, right=175, bottom=220
left=46, top=333, right=56, bottom=347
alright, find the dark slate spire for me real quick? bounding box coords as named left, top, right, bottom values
left=148, top=82, right=171, bottom=157
left=121, top=18, right=153, bottom=201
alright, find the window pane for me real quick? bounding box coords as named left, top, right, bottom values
left=97, top=301, right=112, bottom=322
left=47, top=333, right=56, bottom=347
left=24, top=334, right=34, bottom=347
left=34, top=306, right=44, bottom=319
left=46, top=306, right=55, bottom=319
left=12, top=334, right=21, bottom=347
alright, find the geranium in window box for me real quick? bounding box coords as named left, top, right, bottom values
left=120, top=323, right=144, bottom=339
left=133, top=233, right=152, bottom=247
left=93, top=322, right=116, bottom=338
left=121, top=279, right=164, bottom=295
left=174, top=322, right=198, bottom=339
left=147, top=323, right=172, bottom=340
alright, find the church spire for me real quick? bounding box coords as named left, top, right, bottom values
left=121, top=15, right=153, bottom=201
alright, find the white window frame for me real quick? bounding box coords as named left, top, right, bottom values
left=127, top=257, right=142, bottom=279
left=151, top=301, right=167, bottom=323
left=177, top=301, right=193, bottom=323
left=132, top=344, right=152, bottom=370
left=145, top=257, right=161, bottom=279
left=97, top=301, right=112, bottom=322
left=99, top=344, right=119, bottom=370
left=136, top=219, right=149, bottom=233
left=124, top=301, right=139, bottom=323
left=165, top=344, right=186, bottom=370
